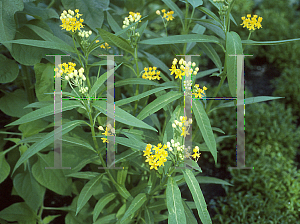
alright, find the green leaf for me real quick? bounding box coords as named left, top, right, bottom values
left=196, top=176, right=233, bottom=186
left=187, top=0, right=203, bottom=8
left=0, top=0, right=24, bottom=51
left=34, top=63, right=55, bottom=102
left=106, top=11, right=122, bottom=35
left=120, top=193, right=147, bottom=222
left=137, top=91, right=182, bottom=121
left=144, top=206, right=154, bottom=224
left=0, top=89, right=32, bottom=118
left=93, top=213, right=117, bottom=224
left=162, top=0, right=184, bottom=27
left=32, top=152, right=72, bottom=196
left=226, top=31, right=243, bottom=97
left=42, top=215, right=61, bottom=224
left=89, top=63, right=122, bottom=97
left=22, top=2, right=59, bottom=20
left=115, top=183, right=133, bottom=201
left=182, top=199, right=198, bottom=224
left=115, top=78, right=160, bottom=87
left=66, top=171, right=98, bottom=180
left=166, top=177, right=186, bottom=224
left=242, top=38, right=300, bottom=45
left=215, top=96, right=284, bottom=109
left=93, top=192, right=117, bottom=222
left=18, top=119, right=49, bottom=138
left=6, top=101, right=84, bottom=127
left=195, top=19, right=225, bottom=40
left=61, top=0, right=105, bottom=31
left=117, top=162, right=129, bottom=186
left=0, top=54, right=19, bottom=83
left=139, top=34, right=220, bottom=45
left=0, top=152, right=10, bottom=184
left=13, top=170, right=46, bottom=212
left=2, top=39, right=75, bottom=52
left=12, top=120, right=86, bottom=174
left=0, top=202, right=36, bottom=222
left=197, top=43, right=222, bottom=72
left=62, top=136, right=96, bottom=153
left=97, top=27, right=134, bottom=55
left=93, top=101, right=157, bottom=132
left=137, top=20, right=148, bottom=38
left=183, top=169, right=212, bottom=224
left=76, top=173, right=105, bottom=215
left=197, top=6, right=221, bottom=25
left=193, top=100, right=217, bottom=164
left=116, top=86, right=175, bottom=107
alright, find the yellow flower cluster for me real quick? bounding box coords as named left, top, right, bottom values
left=98, top=124, right=115, bottom=143
left=156, top=9, right=175, bottom=22
left=142, top=67, right=161, bottom=80
left=169, top=58, right=199, bottom=80
left=60, top=9, right=84, bottom=32
left=241, top=14, right=263, bottom=31
left=166, top=140, right=201, bottom=162
left=56, top=62, right=76, bottom=76
left=100, top=42, right=111, bottom=49
left=143, top=143, right=168, bottom=170
left=191, top=146, right=201, bottom=162
left=172, top=116, right=192, bottom=138
left=78, top=30, right=92, bottom=38
left=122, top=11, right=142, bottom=29
left=193, top=84, right=207, bottom=98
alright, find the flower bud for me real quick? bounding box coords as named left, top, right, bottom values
left=156, top=10, right=161, bottom=15
left=69, top=73, right=73, bottom=78
left=89, top=30, right=92, bottom=35
left=171, top=139, right=174, bottom=144
left=172, top=123, right=176, bottom=128
left=192, top=62, right=196, bottom=67
left=167, top=142, right=170, bottom=148
left=65, top=76, right=69, bottom=80
left=195, top=67, right=199, bottom=72
left=82, top=75, right=86, bottom=81
left=98, top=126, right=104, bottom=131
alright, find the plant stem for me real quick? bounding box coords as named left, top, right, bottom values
left=243, top=31, right=252, bottom=52
left=72, top=34, right=83, bottom=67
left=133, top=46, right=140, bottom=116
left=182, top=2, right=190, bottom=54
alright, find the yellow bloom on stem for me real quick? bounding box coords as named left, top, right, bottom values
left=143, top=147, right=152, bottom=157
left=60, top=9, right=84, bottom=32
left=163, top=11, right=175, bottom=21
left=101, top=138, right=108, bottom=143
left=142, top=67, right=161, bottom=80
left=240, top=14, right=263, bottom=31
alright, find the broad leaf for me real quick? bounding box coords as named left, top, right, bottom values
left=0, top=54, right=19, bottom=83
left=93, top=193, right=117, bottom=222
left=187, top=0, right=203, bottom=8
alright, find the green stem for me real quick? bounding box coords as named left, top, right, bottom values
left=133, top=47, right=140, bottom=116
left=182, top=2, right=190, bottom=54
left=243, top=31, right=252, bottom=52
left=72, top=34, right=83, bottom=67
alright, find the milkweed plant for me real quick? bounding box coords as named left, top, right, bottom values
left=0, top=0, right=298, bottom=223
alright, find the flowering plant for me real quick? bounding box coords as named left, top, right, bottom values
left=0, top=0, right=299, bottom=223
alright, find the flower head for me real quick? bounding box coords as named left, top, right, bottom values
left=60, top=9, right=84, bottom=32
left=143, top=143, right=169, bottom=171
left=142, top=67, right=161, bottom=80
left=240, top=14, right=263, bottom=31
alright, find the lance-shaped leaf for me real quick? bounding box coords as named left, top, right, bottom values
left=93, top=101, right=157, bottom=132
left=97, top=28, right=134, bottom=55
left=166, top=177, right=186, bottom=224
left=12, top=120, right=86, bottom=174
left=93, top=192, right=117, bottom=222
left=183, top=169, right=212, bottom=224
left=226, top=31, right=243, bottom=97
left=197, top=42, right=222, bottom=72
left=193, top=100, right=217, bottom=164
left=139, top=34, right=220, bottom=45
left=242, top=38, right=300, bottom=45
left=5, top=101, right=84, bottom=127
left=76, top=173, right=104, bottom=215
left=120, top=193, right=147, bottom=222
left=137, top=91, right=182, bottom=121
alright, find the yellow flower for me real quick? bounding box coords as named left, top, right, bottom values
left=143, top=147, right=152, bottom=157
left=163, top=11, right=174, bottom=21
left=60, top=9, right=84, bottom=32
left=175, top=69, right=183, bottom=80
left=100, top=42, right=110, bottom=49
left=240, top=14, right=263, bottom=31
left=142, top=67, right=161, bottom=80
left=101, top=138, right=108, bottom=143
